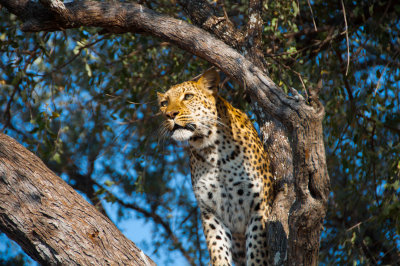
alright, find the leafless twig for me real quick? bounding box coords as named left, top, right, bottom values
left=374, top=51, right=400, bottom=95
left=307, top=0, right=317, bottom=31
left=341, top=0, right=350, bottom=76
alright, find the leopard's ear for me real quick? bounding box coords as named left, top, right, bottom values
left=157, top=92, right=165, bottom=103
left=197, top=69, right=220, bottom=94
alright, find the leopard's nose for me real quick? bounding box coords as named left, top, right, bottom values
left=166, top=111, right=179, bottom=119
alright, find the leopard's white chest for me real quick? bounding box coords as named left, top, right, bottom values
left=190, top=149, right=263, bottom=234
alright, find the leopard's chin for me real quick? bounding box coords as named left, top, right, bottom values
left=171, top=128, right=194, bottom=141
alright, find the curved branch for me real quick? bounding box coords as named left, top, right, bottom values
left=94, top=181, right=196, bottom=265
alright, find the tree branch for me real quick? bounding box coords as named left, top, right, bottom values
left=246, top=0, right=263, bottom=46
left=178, top=0, right=268, bottom=71
left=1, top=83, right=20, bottom=132
left=1, top=0, right=304, bottom=125
left=94, top=181, right=196, bottom=266
left=244, top=0, right=266, bottom=70
left=0, top=133, right=155, bottom=265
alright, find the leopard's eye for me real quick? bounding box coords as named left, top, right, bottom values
left=184, top=93, right=194, bottom=100
left=160, top=100, right=168, bottom=107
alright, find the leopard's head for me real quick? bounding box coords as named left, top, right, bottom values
left=157, top=70, right=220, bottom=143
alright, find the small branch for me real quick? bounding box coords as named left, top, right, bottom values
left=306, top=0, right=317, bottom=31
left=1, top=83, right=20, bottom=132
left=374, top=51, right=400, bottom=95
left=334, top=48, right=354, bottom=105
left=94, top=181, right=195, bottom=265
left=340, top=0, right=350, bottom=76
left=269, top=25, right=333, bottom=40
left=269, top=56, right=306, bottom=92
left=219, top=0, right=229, bottom=20
left=266, top=26, right=339, bottom=60
left=194, top=208, right=203, bottom=265
left=62, top=167, right=109, bottom=218
left=357, top=111, right=400, bottom=134
left=47, top=34, right=108, bottom=74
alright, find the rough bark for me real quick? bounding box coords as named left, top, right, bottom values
left=177, top=0, right=245, bottom=50
left=0, top=133, right=155, bottom=266
left=0, top=1, right=330, bottom=265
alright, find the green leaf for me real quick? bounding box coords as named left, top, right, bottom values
left=51, top=153, right=62, bottom=164
left=292, top=1, right=299, bottom=16
left=51, top=111, right=60, bottom=119
left=85, top=63, right=92, bottom=77
left=104, top=180, right=115, bottom=187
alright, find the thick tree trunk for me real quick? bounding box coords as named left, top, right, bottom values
left=250, top=73, right=329, bottom=266
left=0, top=133, right=155, bottom=266
left=0, top=1, right=330, bottom=265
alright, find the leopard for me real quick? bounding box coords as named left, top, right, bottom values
left=157, top=70, right=274, bottom=266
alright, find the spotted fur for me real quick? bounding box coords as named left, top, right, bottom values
left=158, top=70, right=274, bottom=266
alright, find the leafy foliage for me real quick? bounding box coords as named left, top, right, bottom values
left=0, top=0, right=399, bottom=265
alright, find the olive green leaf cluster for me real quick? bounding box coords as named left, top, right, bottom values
left=0, top=0, right=399, bottom=265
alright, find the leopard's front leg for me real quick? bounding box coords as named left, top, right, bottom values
left=201, top=211, right=234, bottom=266
left=245, top=213, right=269, bottom=266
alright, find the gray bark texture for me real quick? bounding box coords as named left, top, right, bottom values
left=0, top=133, right=155, bottom=266
left=0, top=0, right=330, bottom=265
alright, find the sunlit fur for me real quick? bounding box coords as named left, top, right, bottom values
left=158, top=70, right=274, bottom=266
